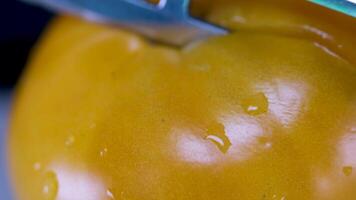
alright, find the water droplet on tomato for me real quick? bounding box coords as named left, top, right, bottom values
left=42, top=171, right=58, bottom=200
left=106, top=189, right=115, bottom=199
left=100, top=148, right=108, bottom=157
left=205, top=122, right=231, bottom=153
left=241, top=92, right=268, bottom=115
left=342, top=166, right=353, bottom=176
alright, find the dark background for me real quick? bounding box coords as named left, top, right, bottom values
left=0, top=0, right=52, bottom=88
left=0, top=0, right=52, bottom=199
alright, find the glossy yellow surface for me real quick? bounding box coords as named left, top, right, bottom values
left=8, top=1, right=356, bottom=200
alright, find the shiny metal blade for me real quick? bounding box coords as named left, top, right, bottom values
left=310, top=0, right=356, bottom=17
left=22, top=0, right=228, bottom=46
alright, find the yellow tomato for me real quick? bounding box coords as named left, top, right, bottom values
left=8, top=1, right=356, bottom=200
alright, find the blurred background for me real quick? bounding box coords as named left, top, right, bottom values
left=0, top=0, right=52, bottom=199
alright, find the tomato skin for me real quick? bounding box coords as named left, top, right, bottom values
left=8, top=1, right=356, bottom=200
